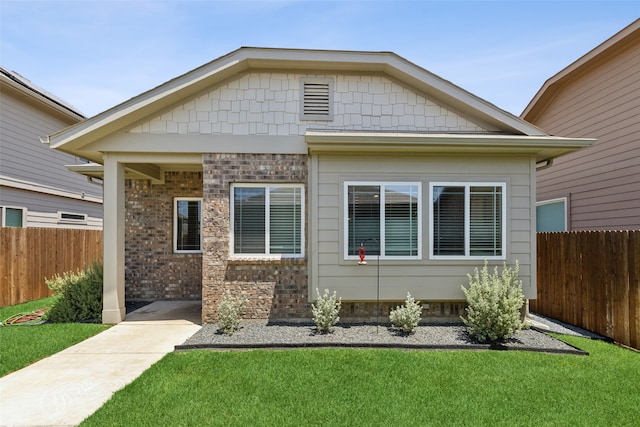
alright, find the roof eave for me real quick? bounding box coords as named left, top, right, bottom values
left=49, top=47, right=553, bottom=156
left=0, top=71, right=84, bottom=122
left=305, top=131, right=595, bottom=163
left=522, top=18, right=640, bottom=121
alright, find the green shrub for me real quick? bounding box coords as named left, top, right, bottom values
left=389, top=293, right=422, bottom=334
left=312, top=288, right=342, bottom=334
left=217, top=290, right=247, bottom=335
left=461, top=260, right=526, bottom=343
left=46, top=261, right=103, bottom=323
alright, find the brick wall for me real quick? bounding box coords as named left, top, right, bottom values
left=202, top=153, right=309, bottom=323
left=340, top=301, right=467, bottom=324
left=125, top=171, right=203, bottom=300
left=123, top=162, right=466, bottom=324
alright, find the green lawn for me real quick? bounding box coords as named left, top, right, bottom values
left=82, top=335, right=639, bottom=426
left=0, top=297, right=109, bottom=377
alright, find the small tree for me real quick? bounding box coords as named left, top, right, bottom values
left=217, top=290, right=247, bottom=335
left=312, top=288, right=342, bottom=333
left=389, top=293, right=422, bottom=334
left=461, top=260, right=526, bottom=343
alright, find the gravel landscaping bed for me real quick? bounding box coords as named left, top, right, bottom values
left=178, top=321, right=588, bottom=355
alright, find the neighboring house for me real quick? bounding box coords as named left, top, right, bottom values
left=0, top=67, right=103, bottom=229
left=47, top=48, right=592, bottom=324
left=523, top=19, right=640, bottom=232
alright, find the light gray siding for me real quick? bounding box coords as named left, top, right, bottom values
left=0, top=80, right=103, bottom=228
left=309, top=154, right=536, bottom=301
left=1, top=187, right=102, bottom=229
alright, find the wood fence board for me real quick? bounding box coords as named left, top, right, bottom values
left=536, top=230, right=640, bottom=350
left=0, top=228, right=103, bottom=307
left=629, top=231, right=640, bottom=349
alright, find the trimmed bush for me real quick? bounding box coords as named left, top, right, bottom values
left=217, top=290, right=247, bottom=335
left=461, top=260, right=526, bottom=343
left=46, top=261, right=103, bottom=323
left=389, top=293, right=422, bottom=334
left=312, top=288, right=342, bottom=334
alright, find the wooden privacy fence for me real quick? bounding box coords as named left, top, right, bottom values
left=532, top=230, right=640, bottom=349
left=0, top=228, right=103, bottom=307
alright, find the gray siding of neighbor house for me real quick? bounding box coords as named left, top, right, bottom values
left=1, top=187, right=103, bottom=228
left=0, top=81, right=103, bottom=228
left=309, top=154, right=537, bottom=301
left=533, top=37, right=640, bottom=230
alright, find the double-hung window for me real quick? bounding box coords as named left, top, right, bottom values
left=430, top=183, right=506, bottom=259
left=174, top=198, right=202, bottom=253
left=231, top=184, right=304, bottom=257
left=345, top=182, right=421, bottom=259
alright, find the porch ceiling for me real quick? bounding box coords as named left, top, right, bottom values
left=66, top=162, right=202, bottom=183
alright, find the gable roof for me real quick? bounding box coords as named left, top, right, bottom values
left=48, top=47, right=549, bottom=156
left=0, top=67, right=85, bottom=121
left=522, top=18, right=640, bottom=122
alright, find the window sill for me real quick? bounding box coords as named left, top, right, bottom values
left=228, top=256, right=305, bottom=266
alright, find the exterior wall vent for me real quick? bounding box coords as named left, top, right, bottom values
left=300, top=78, right=333, bottom=121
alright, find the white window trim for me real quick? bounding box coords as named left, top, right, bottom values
left=300, top=77, right=334, bottom=121
left=230, top=183, right=305, bottom=259
left=343, top=181, right=422, bottom=261
left=1, top=206, right=27, bottom=228
left=429, top=182, right=507, bottom=260
left=536, top=197, right=568, bottom=232
left=58, top=211, right=88, bottom=224
left=173, top=197, right=203, bottom=254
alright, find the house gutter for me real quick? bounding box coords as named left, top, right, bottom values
left=536, top=159, right=554, bottom=171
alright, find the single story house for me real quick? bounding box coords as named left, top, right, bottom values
left=46, top=48, right=593, bottom=324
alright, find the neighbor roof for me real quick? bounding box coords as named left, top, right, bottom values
left=0, top=67, right=85, bottom=121
left=47, top=47, right=550, bottom=157
left=522, top=18, right=640, bottom=122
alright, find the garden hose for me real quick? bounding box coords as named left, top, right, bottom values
left=1, top=308, right=49, bottom=326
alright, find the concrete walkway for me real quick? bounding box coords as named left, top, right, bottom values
left=0, top=301, right=202, bottom=427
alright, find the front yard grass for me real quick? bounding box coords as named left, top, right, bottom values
left=82, top=335, right=639, bottom=426
left=0, top=297, right=109, bottom=377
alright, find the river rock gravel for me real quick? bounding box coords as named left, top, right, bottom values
left=178, top=320, right=587, bottom=355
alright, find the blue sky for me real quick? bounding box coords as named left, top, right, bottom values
left=1, top=1, right=637, bottom=117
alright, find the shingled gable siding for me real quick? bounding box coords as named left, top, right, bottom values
left=125, top=171, right=203, bottom=301
left=129, top=73, right=484, bottom=136
left=201, top=153, right=309, bottom=323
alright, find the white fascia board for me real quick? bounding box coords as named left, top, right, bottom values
left=305, top=131, right=595, bottom=162
left=47, top=46, right=557, bottom=161
left=0, top=174, right=102, bottom=203
left=49, top=56, right=249, bottom=153
left=381, top=57, right=549, bottom=136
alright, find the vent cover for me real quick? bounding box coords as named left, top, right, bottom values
left=301, top=78, right=333, bottom=120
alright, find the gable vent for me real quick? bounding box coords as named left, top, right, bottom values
left=301, top=78, right=333, bottom=120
